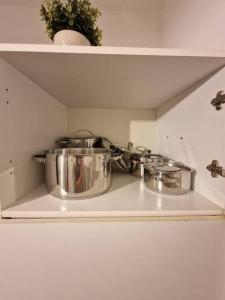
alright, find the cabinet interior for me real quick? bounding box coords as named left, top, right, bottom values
left=0, top=47, right=225, bottom=218
left=0, top=0, right=225, bottom=218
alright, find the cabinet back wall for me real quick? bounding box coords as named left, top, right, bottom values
left=68, top=108, right=155, bottom=149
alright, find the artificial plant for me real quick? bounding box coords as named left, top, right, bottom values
left=40, top=0, right=102, bottom=46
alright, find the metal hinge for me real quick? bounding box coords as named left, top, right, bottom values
left=211, top=91, right=225, bottom=110
left=206, top=160, right=225, bottom=178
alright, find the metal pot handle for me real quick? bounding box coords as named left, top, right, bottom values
left=110, top=152, right=122, bottom=161
left=136, top=146, right=151, bottom=156
left=127, top=142, right=133, bottom=152
left=73, top=129, right=96, bottom=137
left=33, top=154, right=46, bottom=164
left=136, top=146, right=150, bottom=152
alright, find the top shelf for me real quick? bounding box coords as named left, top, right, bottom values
left=1, top=44, right=225, bottom=109
left=1, top=43, right=225, bottom=57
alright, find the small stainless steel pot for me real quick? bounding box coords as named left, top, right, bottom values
left=130, top=153, right=170, bottom=178
left=144, top=162, right=193, bottom=195
left=34, top=148, right=118, bottom=199
left=56, top=129, right=105, bottom=148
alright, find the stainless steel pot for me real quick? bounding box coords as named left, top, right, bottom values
left=109, top=142, right=134, bottom=173
left=144, top=162, right=193, bottom=195
left=129, top=153, right=143, bottom=178
left=130, top=152, right=170, bottom=178
left=56, top=129, right=105, bottom=148
left=34, top=148, right=118, bottom=199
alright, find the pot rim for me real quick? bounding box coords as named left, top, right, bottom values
left=144, top=162, right=193, bottom=173
left=56, top=137, right=100, bottom=144
left=45, top=148, right=110, bottom=156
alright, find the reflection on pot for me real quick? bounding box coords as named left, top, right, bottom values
left=35, top=148, right=112, bottom=199
left=144, top=162, right=193, bottom=195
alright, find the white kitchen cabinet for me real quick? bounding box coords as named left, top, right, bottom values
left=0, top=45, right=224, bottom=218
left=0, top=1, right=225, bottom=300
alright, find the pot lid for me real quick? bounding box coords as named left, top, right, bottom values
left=154, top=165, right=183, bottom=172
left=132, top=153, right=164, bottom=162
left=70, top=129, right=101, bottom=139
left=56, top=129, right=102, bottom=142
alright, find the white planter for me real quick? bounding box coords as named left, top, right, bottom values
left=53, top=30, right=90, bottom=46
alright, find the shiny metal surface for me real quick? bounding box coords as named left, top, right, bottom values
left=56, top=129, right=105, bottom=148
left=144, top=162, right=193, bottom=195
left=211, top=90, right=225, bottom=110
left=206, top=160, right=225, bottom=178
left=56, top=137, right=104, bottom=148
left=130, top=155, right=143, bottom=178
left=44, top=148, right=112, bottom=199
left=130, top=154, right=169, bottom=178
left=109, top=143, right=131, bottom=173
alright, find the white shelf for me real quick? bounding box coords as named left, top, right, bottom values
left=1, top=44, right=225, bottom=109
left=2, top=173, right=223, bottom=219
left=2, top=44, right=225, bottom=56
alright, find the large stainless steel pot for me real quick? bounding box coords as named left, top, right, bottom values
left=144, top=162, right=193, bottom=195
left=56, top=131, right=135, bottom=175
left=56, top=129, right=105, bottom=148
left=34, top=148, right=117, bottom=199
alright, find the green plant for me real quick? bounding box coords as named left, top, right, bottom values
left=40, top=0, right=102, bottom=46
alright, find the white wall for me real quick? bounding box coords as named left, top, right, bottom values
left=98, top=10, right=164, bottom=47
left=156, top=67, right=225, bottom=208
left=0, top=0, right=164, bottom=47
left=0, top=58, right=67, bottom=207
left=1, top=0, right=225, bottom=49
left=0, top=2, right=49, bottom=44
left=162, top=0, right=225, bottom=49
left=68, top=108, right=155, bottom=150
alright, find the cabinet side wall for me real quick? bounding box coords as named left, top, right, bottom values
left=68, top=108, right=156, bottom=150
left=156, top=67, right=225, bottom=208
left=0, top=58, right=67, bottom=208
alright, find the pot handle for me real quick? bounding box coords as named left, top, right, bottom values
left=127, top=142, right=133, bottom=152
left=110, top=152, right=122, bottom=161
left=33, top=154, right=46, bottom=164
left=73, top=129, right=96, bottom=137
left=136, top=146, right=151, bottom=155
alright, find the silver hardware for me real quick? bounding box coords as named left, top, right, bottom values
left=211, top=91, right=225, bottom=110
left=206, top=160, right=225, bottom=178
